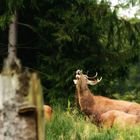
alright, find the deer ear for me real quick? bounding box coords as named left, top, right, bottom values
left=73, top=79, right=77, bottom=84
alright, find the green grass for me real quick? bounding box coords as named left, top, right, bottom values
left=45, top=106, right=140, bottom=140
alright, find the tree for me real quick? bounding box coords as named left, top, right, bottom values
left=2, top=9, right=21, bottom=74
left=0, top=0, right=140, bottom=106
left=109, top=0, right=140, bottom=22
left=33, top=0, right=140, bottom=103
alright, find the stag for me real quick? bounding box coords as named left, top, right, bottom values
left=73, top=70, right=140, bottom=124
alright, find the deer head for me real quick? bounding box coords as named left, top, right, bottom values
left=73, top=69, right=102, bottom=86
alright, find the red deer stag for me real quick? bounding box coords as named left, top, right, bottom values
left=100, top=110, right=140, bottom=128
left=73, top=69, right=140, bottom=124
left=44, top=105, right=52, bottom=121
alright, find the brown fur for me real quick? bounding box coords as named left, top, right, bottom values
left=74, top=72, right=140, bottom=124
left=100, top=110, right=140, bottom=128
left=44, top=105, right=52, bottom=121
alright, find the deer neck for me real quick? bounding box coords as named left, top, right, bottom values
left=76, top=79, right=91, bottom=97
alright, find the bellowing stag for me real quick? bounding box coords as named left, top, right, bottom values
left=73, top=70, right=140, bottom=124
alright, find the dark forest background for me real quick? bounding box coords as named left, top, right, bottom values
left=0, top=0, right=140, bottom=106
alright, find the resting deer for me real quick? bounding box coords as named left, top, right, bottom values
left=44, top=105, right=53, bottom=121
left=73, top=70, right=140, bottom=124
left=100, top=110, right=140, bottom=128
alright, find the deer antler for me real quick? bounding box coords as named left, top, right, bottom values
left=86, top=72, right=98, bottom=80
left=87, top=77, right=102, bottom=85
left=97, top=77, right=102, bottom=83
left=74, top=69, right=102, bottom=86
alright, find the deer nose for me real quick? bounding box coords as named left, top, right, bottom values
left=76, top=74, right=80, bottom=79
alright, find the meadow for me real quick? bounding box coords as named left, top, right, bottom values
left=45, top=105, right=140, bottom=140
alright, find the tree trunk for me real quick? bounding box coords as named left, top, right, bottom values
left=0, top=9, right=45, bottom=140
left=2, top=9, right=21, bottom=75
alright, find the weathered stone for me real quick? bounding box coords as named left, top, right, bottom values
left=0, top=71, right=45, bottom=140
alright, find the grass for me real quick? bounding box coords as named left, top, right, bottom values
left=45, top=106, right=140, bottom=140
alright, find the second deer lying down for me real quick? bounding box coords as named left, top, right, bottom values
left=100, top=110, right=140, bottom=128
left=73, top=70, right=140, bottom=126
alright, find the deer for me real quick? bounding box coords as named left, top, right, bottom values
left=100, top=110, right=140, bottom=128
left=73, top=69, right=140, bottom=125
left=43, top=105, right=53, bottom=121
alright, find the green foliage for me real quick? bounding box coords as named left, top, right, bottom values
left=34, top=0, right=140, bottom=103
left=0, top=0, right=39, bottom=30
left=5, top=0, right=24, bottom=12
left=112, top=90, right=140, bottom=103
left=0, top=0, right=140, bottom=104
left=45, top=106, right=98, bottom=140
left=45, top=105, right=140, bottom=140
left=0, top=14, right=11, bottom=29
left=111, top=61, right=140, bottom=103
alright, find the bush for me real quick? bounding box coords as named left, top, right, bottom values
left=112, top=91, right=140, bottom=103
